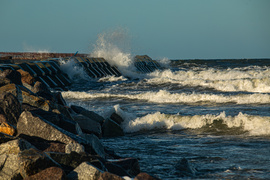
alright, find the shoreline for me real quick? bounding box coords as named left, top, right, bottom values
left=0, top=68, right=160, bottom=179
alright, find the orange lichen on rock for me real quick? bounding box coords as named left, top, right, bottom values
left=0, top=122, right=16, bottom=136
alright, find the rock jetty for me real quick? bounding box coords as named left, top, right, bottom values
left=0, top=69, right=160, bottom=180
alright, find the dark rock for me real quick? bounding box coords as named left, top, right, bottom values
left=66, top=161, right=103, bottom=180
left=0, top=132, right=16, bottom=144
left=0, top=69, right=22, bottom=85
left=17, top=111, right=80, bottom=145
left=24, top=166, right=66, bottom=180
left=65, top=142, right=85, bottom=154
left=0, top=92, right=22, bottom=127
left=103, top=161, right=130, bottom=177
left=53, top=92, right=67, bottom=106
left=17, top=111, right=100, bottom=156
left=47, top=151, right=103, bottom=174
left=33, top=81, right=54, bottom=101
left=19, top=85, right=51, bottom=111
left=110, top=112, right=124, bottom=125
left=17, top=69, right=35, bottom=86
left=17, top=134, right=66, bottom=153
left=33, top=81, right=51, bottom=95
left=0, top=83, right=17, bottom=99
left=0, top=138, right=34, bottom=179
left=98, top=172, right=124, bottom=180
left=102, top=118, right=124, bottom=137
left=71, top=105, right=104, bottom=124
left=175, top=158, right=197, bottom=177
left=57, top=104, right=75, bottom=122
left=0, top=77, right=12, bottom=87
left=18, top=148, right=60, bottom=178
left=30, top=108, right=82, bottom=135
left=108, top=158, right=140, bottom=177
left=134, top=172, right=161, bottom=180
left=21, top=103, right=40, bottom=111
left=0, top=83, right=51, bottom=111
left=72, top=114, right=102, bottom=137
left=80, top=133, right=106, bottom=159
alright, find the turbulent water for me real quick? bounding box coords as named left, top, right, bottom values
left=59, top=57, right=270, bottom=179
left=58, top=32, right=270, bottom=179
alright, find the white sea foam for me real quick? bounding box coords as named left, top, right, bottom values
left=61, top=90, right=270, bottom=104
left=90, top=29, right=141, bottom=78
left=147, top=67, right=270, bottom=93
left=102, top=105, right=270, bottom=136
left=98, top=75, right=127, bottom=82
left=58, top=58, right=90, bottom=81
left=105, top=105, right=270, bottom=136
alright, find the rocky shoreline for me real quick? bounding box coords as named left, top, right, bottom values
left=0, top=69, right=159, bottom=180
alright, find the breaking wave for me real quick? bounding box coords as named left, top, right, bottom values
left=147, top=67, right=270, bottom=93
left=108, top=105, right=270, bottom=136
left=61, top=90, right=270, bottom=105
left=90, top=28, right=140, bottom=78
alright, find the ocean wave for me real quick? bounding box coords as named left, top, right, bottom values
left=147, top=67, right=270, bottom=93
left=117, top=108, right=270, bottom=136
left=61, top=90, right=270, bottom=104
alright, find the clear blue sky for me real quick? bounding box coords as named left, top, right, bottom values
left=1, top=0, right=269, bottom=59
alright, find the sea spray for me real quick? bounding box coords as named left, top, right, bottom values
left=58, top=57, right=90, bottom=81
left=90, top=29, right=145, bottom=78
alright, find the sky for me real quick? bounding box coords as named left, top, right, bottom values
left=1, top=0, right=270, bottom=59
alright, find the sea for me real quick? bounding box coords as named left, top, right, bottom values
left=57, top=41, right=270, bottom=179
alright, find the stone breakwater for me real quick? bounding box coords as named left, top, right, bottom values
left=0, top=54, right=162, bottom=90
left=0, top=69, right=160, bottom=180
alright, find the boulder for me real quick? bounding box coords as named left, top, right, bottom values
left=53, top=91, right=67, bottom=106
left=0, top=92, right=22, bottom=127
left=0, top=69, right=22, bottom=85
left=18, top=148, right=61, bottom=179
left=0, top=84, right=17, bottom=101
left=0, top=132, right=16, bottom=144
left=81, top=134, right=106, bottom=159
left=0, top=77, right=12, bottom=87
left=71, top=105, right=104, bottom=124
left=98, top=172, right=124, bottom=180
left=0, top=138, right=34, bottom=179
left=103, top=161, right=130, bottom=177
left=0, top=83, right=51, bottom=111
left=46, top=151, right=104, bottom=174
left=32, top=81, right=54, bottom=102
left=17, top=111, right=101, bottom=156
left=66, top=161, right=127, bottom=180
left=67, top=161, right=103, bottom=180
left=174, top=158, right=197, bottom=177
left=17, top=69, right=35, bottom=86
left=107, top=158, right=140, bottom=177
left=57, top=104, right=75, bottom=121
left=0, top=122, right=16, bottom=136
left=65, top=142, right=85, bottom=154
left=17, top=134, right=66, bottom=153
left=19, top=85, right=51, bottom=111
left=102, top=118, right=124, bottom=137
left=30, top=108, right=82, bottom=135
left=24, top=166, right=66, bottom=180
left=72, top=114, right=102, bottom=137
left=110, top=112, right=124, bottom=125
left=17, top=111, right=80, bottom=145
left=33, top=81, right=51, bottom=94
left=134, top=172, right=161, bottom=180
